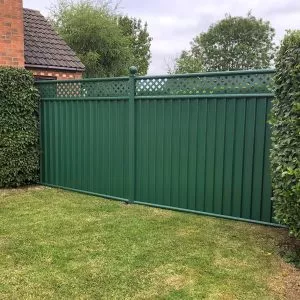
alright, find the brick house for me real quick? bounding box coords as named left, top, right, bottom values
left=0, top=0, right=85, bottom=80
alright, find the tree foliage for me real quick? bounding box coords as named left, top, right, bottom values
left=170, top=50, right=203, bottom=74
left=173, top=13, right=276, bottom=73
left=119, top=16, right=152, bottom=75
left=50, top=0, right=130, bottom=77
left=0, top=68, right=39, bottom=187
left=50, top=0, right=151, bottom=77
left=270, top=30, right=300, bottom=238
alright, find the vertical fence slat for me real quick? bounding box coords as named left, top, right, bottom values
left=156, top=100, right=164, bottom=205
left=40, top=100, right=45, bottom=183
left=196, top=99, right=208, bottom=212
left=252, top=98, right=267, bottom=220
left=53, top=102, right=59, bottom=186
left=179, top=99, right=189, bottom=209
left=128, top=68, right=136, bottom=203
left=214, top=99, right=226, bottom=215
left=172, top=100, right=181, bottom=208
left=163, top=99, right=172, bottom=207
left=232, top=98, right=246, bottom=217
left=73, top=101, right=78, bottom=188
left=60, top=101, right=65, bottom=187
left=187, top=99, right=198, bottom=211
left=135, top=99, right=141, bottom=202
left=222, top=98, right=236, bottom=216
left=39, top=99, right=43, bottom=183
left=205, top=98, right=217, bottom=213
left=242, top=98, right=257, bottom=219
left=88, top=101, right=93, bottom=192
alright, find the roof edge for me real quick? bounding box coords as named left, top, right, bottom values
left=23, top=8, right=41, bottom=13
left=25, top=64, right=85, bottom=72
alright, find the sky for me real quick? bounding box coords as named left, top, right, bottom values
left=23, top=0, right=300, bottom=74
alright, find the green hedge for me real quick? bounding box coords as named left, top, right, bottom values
left=0, top=67, right=40, bottom=187
left=270, top=30, right=300, bottom=238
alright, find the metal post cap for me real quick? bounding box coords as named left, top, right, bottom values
left=129, top=66, right=138, bottom=75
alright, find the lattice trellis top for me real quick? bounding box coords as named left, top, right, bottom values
left=37, top=70, right=274, bottom=99
left=37, top=78, right=130, bottom=99
left=135, top=71, right=274, bottom=96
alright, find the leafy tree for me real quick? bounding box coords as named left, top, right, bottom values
left=170, top=50, right=203, bottom=74
left=50, top=0, right=131, bottom=77
left=50, top=0, right=151, bottom=77
left=118, top=16, right=152, bottom=75
left=270, top=30, right=300, bottom=238
left=174, top=13, right=276, bottom=73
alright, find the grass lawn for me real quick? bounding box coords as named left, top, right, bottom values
left=0, top=187, right=299, bottom=299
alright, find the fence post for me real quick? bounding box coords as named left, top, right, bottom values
left=128, top=66, right=137, bottom=203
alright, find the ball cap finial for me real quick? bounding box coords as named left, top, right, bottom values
left=129, top=66, right=138, bottom=75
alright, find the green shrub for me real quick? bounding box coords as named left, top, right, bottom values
left=0, top=67, right=40, bottom=187
left=270, top=30, right=300, bottom=238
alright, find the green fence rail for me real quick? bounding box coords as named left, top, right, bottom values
left=37, top=68, right=276, bottom=225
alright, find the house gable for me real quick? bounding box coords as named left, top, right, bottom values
left=23, top=8, right=85, bottom=73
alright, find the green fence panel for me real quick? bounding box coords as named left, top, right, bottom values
left=134, top=96, right=273, bottom=222
left=39, top=77, right=130, bottom=201
left=37, top=69, right=276, bottom=225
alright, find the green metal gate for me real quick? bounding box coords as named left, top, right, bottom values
left=37, top=69, right=275, bottom=225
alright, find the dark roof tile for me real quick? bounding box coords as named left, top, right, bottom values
left=23, top=8, right=85, bottom=71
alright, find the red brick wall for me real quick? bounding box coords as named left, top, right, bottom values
left=27, top=68, right=83, bottom=80
left=0, top=0, right=24, bottom=67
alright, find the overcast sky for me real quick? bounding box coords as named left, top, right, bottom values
left=23, top=0, right=300, bottom=74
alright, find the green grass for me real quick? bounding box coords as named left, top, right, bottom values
left=0, top=187, right=294, bottom=299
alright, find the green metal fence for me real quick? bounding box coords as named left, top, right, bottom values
left=37, top=68, right=276, bottom=225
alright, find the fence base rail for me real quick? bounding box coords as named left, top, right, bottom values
left=40, top=182, right=285, bottom=228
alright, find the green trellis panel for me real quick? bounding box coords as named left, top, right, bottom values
left=37, top=69, right=276, bottom=224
